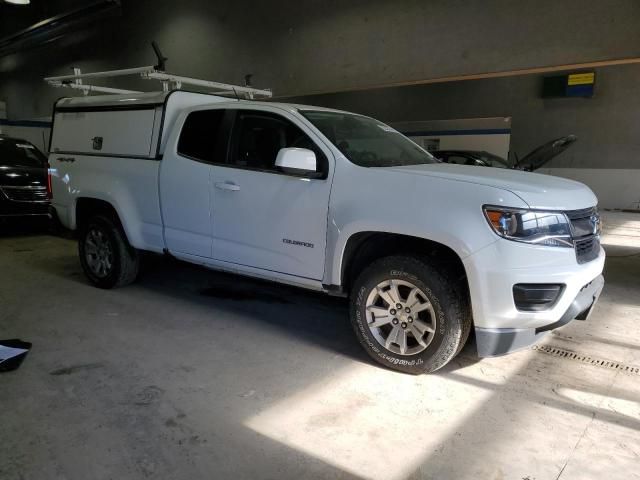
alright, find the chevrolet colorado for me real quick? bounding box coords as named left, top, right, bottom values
left=49, top=90, right=605, bottom=373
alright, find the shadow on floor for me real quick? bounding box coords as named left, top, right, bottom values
left=0, top=217, right=52, bottom=238
left=28, top=235, right=478, bottom=372
left=5, top=232, right=639, bottom=479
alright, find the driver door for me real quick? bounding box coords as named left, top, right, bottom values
left=210, top=109, right=333, bottom=280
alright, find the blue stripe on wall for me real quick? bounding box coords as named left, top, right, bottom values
left=401, top=128, right=511, bottom=136
left=0, top=119, right=52, bottom=128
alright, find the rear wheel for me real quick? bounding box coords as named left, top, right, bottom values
left=350, top=255, right=471, bottom=374
left=78, top=214, right=139, bottom=289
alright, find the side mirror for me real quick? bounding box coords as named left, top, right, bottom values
left=275, top=148, right=317, bottom=176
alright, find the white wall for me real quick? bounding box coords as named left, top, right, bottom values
left=393, top=117, right=512, bottom=158
left=407, top=134, right=511, bottom=159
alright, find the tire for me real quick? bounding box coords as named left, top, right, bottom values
left=78, top=214, right=139, bottom=289
left=350, top=255, right=471, bottom=374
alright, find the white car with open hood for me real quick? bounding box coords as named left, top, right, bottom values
left=48, top=90, right=605, bottom=374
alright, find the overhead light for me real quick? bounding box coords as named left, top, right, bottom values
left=1, top=1, right=122, bottom=57
left=4, top=0, right=31, bottom=4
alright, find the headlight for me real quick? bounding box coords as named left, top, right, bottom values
left=483, top=206, right=573, bottom=247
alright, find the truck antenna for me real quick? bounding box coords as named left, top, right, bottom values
left=152, top=41, right=168, bottom=71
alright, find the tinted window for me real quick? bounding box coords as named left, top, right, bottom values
left=230, top=111, right=327, bottom=175
left=300, top=110, right=438, bottom=168
left=447, top=155, right=475, bottom=166
left=177, top=109, right=225, bottom=162
left=477, top=152, right=509, bottom=168
left=0, top=138, right=46, bottom=167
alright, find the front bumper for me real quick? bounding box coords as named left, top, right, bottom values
left=463, top=236, right=605, bottom=357
left=0, top=197, right=50, bottom=217
left=475, top=274, right=604, bottom=357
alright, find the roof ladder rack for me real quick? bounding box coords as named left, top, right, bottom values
left=44, top=65, right=273, bottom=98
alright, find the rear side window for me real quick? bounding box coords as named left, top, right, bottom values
left=177, top=109, right=225, bottom=163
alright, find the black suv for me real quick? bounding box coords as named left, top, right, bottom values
left=0, top=135, right=50, bottom=219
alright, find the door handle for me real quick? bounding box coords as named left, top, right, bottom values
left=214, top=182, right=240, bottom=191
left=58, top=157, right=75, bottom=163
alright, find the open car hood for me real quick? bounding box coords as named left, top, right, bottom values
left=519, top=135, right=577, bottom=171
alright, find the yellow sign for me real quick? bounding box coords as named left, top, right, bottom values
left=568, top=72, right=595, bottom=86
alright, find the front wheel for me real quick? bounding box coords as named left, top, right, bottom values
left=78, top=214, right=139, bottom=289
left=350, top=255, right=471, bottom=374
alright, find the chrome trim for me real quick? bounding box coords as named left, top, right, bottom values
left=0, top=185, right=49, bottom=203
left=564, top=206, right=600, bottom=264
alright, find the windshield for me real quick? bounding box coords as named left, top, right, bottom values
left=0, top=138, right=46, bottom=168
left=300, top=110, right=439, bottom=167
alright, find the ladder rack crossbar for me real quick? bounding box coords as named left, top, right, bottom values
left=47, top=82, right=141, bottom=95
left=144, top=72, right=272, bottom=97
left=45, top=66, right=156, bottom=82
left=44, top=66, right=272, bottom=98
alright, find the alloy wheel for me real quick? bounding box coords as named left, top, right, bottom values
left=365, top=279, right=436, bottom=355
left=84, top=227, right=114, bottom=278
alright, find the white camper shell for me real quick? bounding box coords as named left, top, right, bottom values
left=51, top=91, right=231, bottom=159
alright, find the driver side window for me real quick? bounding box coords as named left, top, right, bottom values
left=229, top=110, right=327, bottom=175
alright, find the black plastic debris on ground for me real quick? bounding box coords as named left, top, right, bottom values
left=0, top=339, right=32, bottom=372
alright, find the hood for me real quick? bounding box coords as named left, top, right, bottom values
left=385, top=163, right=597, bottom=211
left=519, top=135, right=577, bottom=171
left=0, top=165, right=47, bottom=188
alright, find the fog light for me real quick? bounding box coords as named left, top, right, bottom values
left=513, top=284, right=564, bottom=311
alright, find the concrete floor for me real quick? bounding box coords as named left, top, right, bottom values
left=1, top=212, right=639, bottom=480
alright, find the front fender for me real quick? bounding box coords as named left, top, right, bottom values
left=324, top=160, right=527, bottom=287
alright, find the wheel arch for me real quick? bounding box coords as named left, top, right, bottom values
left=339, top=231, right=469, bottom=296
left=75, top=197, right=131, bottom=243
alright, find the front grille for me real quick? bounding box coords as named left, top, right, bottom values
left=565, top=207, right=596, bottom=220
left=565, top=206, right=600, bottom=264
left=575, top=236, right=600, bottom=264
left=0, top=186, right=48, bottom=203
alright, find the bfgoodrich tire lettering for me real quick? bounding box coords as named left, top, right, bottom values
left=78, top=214, right=139, bottom=289
left=350, top=255, right=471, bottom=374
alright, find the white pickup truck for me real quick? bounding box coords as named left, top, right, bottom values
left=49, top=90, right=605, bottom=373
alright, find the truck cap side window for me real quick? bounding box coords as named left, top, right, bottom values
left=177, top=109, right=226, bottom=163
left=229, top=110, right=328, bottom=176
